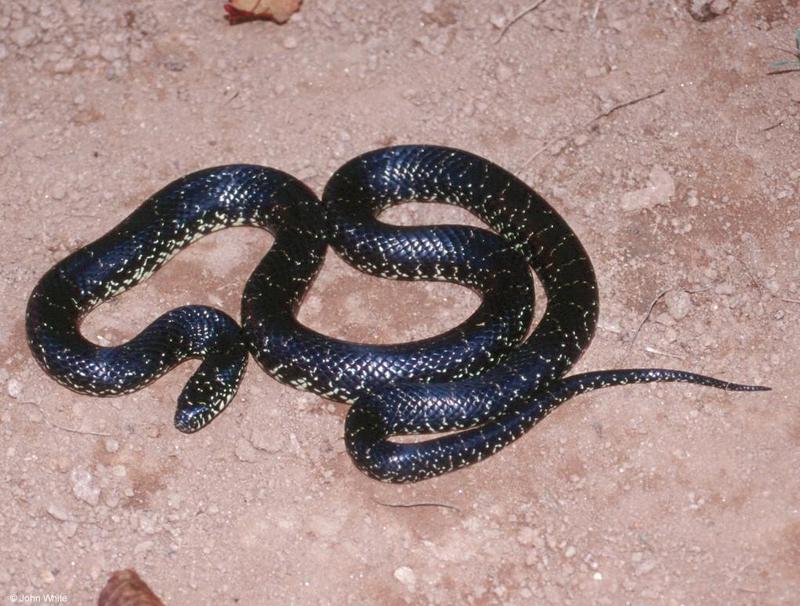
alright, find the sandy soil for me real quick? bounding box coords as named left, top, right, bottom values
left=1, top=1, right=799, bottom=604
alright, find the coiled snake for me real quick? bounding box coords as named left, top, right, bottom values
left=26, top=146, right=767, bottom=482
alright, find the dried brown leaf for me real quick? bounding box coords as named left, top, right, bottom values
left=224, top=0, right=302, bottom=24
left=97, top=569, right=166, bottom=606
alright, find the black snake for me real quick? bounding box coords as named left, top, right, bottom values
left=26, top=146, right=767, bottom=482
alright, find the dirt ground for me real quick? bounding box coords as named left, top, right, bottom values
left=1, top=1, right=799, bottom=604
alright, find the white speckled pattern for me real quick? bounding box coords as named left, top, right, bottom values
left=26, top=147, right=768, bottom=482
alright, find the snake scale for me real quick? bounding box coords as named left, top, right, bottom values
left=26, top=146, right=767, bottom=482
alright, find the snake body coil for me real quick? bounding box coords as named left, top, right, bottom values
left=26, top=146, right=767, bottom=482
left=26, top=165, right=325, bottom=432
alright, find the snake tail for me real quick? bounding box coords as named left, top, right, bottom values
left=345, top=368, right=769, bottom=482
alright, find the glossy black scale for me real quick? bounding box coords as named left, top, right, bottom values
left=323, top=147, right=767, bottom=482
left=26, top=146, right=768, bottom=483
left=26, top=165, right=325, bottom=432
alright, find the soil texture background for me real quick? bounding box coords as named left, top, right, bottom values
left=1, top=1, right=799, bottom=604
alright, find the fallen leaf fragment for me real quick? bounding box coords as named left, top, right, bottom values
left=98, top=569, right=166, bottom=606
left=224, top=0, right=302, bottom=24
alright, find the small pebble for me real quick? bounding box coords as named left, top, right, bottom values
left=11, top=26, right=37, bottom=48
left=664, top=290, right=692, bottom=321
left=549, top=138, right=567, bottom=156
left=166, top=492, right=182, bottom=510
left=715, top=282, right=735, bottom=296
left=496, top=62, right=514, bottom=82
left=47, top=502, right=70, bottom=521
left=564, top=545, right=577, bottom=558
left=283, top=36, right=298, bottom=49
left=620, top=165, right=675, bottom=211
left=104, top=437, right=119, bottom=453
left=710, top=0, right=730, bottom=15
left=249, top=428, right=280, bottom=453
left=53, top=58, right=75, bottom=74
left=139, top=512, right=158, bottom=534
left=51, top=183, right=67, bottom=200
left=83, top=42, right=100, bottom=59
left=100, top=45, right=123, bottom=62
left=320, top=0, right=338, bottom=15
left=7, top=378, right=22, bottom=399
left=60, top=0, right=82, bottom=18
left=489, top=13, right=506, bottom=29
left=235, top=439, right=258, bottom=462
left=134, top=540, right=154, bottom=556
left=688, top=0, right=728, bottom=20
left=394, top=566, right=416, bottom=588
left=517, top=527, right=536, bottom=545
left=765, top=279, right=780, bottom=296
left=71, top=465, right=101, bottom=506
left=636, top=559, right=657, bottom=576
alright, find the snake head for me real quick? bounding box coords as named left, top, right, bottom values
left=174, top=403, right=210, bottom=434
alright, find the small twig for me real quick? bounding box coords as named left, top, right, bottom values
left=496, top=0, right=549, bottom=44
left=373, top=499, right=461, bottom=513
left=629, top=284, right=712, bottom=347
left=767, top=66, right=800, bottom=75
left=761, top=121, right=783, bottom=132
left=730, top=255, right=800, bottom=307
left=23, top=400, right=112, bottom=437
left=591, top=0, right=603, bottom=21
left=591, top=88, right=666, bottom=123
left=522, top=137, right=560, bottom=166
left=541, top=23, right=568, bottom=34
left=523, top=89, right=665, bottom=168
left=630, top=288, right=670, bottom=346
left=767, top=44, right=800, bottom=59
left=643, top=346, right=685, bottom=361
left=732, top=256, right=765, bottom=298
left=734, top=127, right=742, bottom=149
left=766, top=28, right=800, bottom=74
